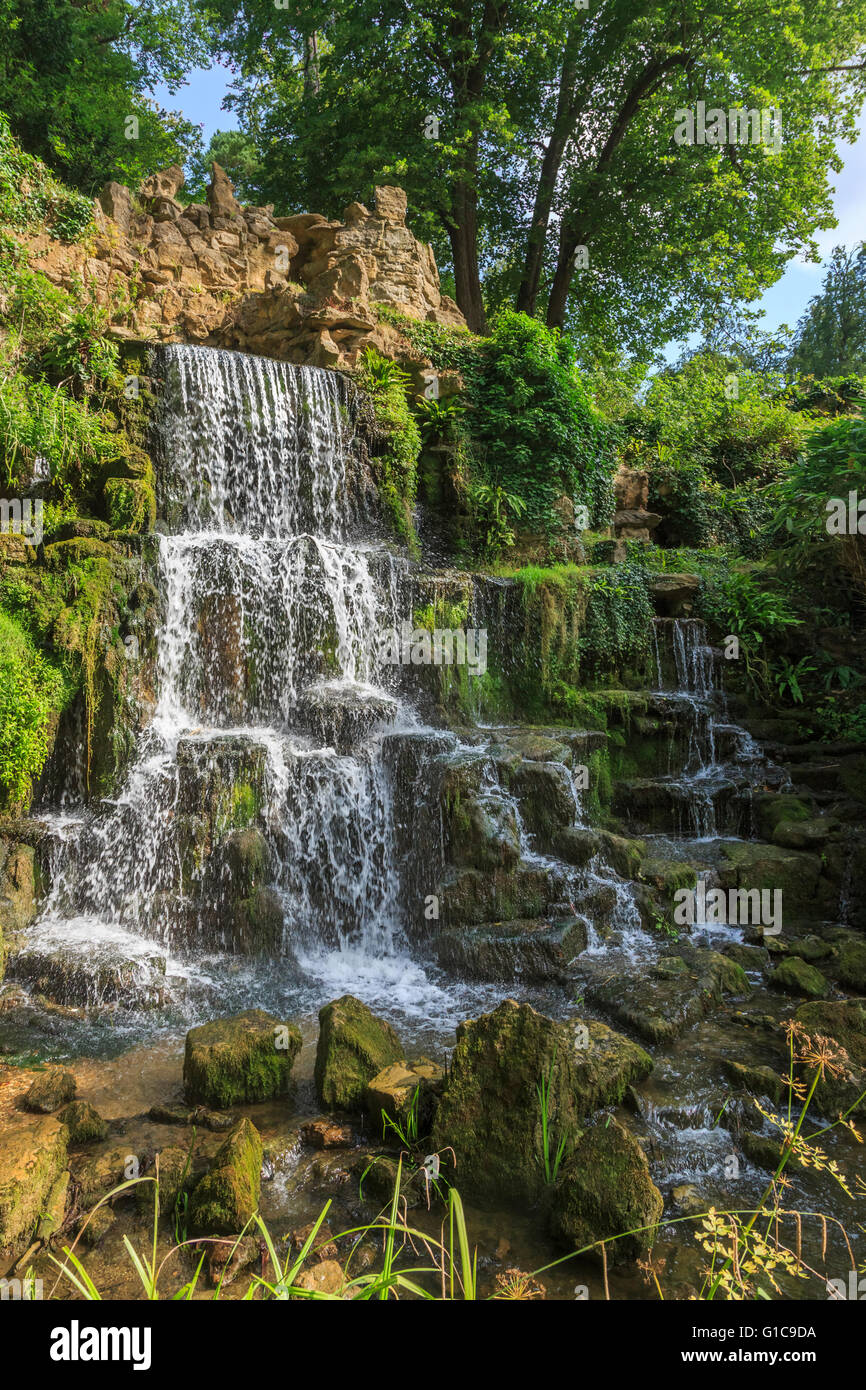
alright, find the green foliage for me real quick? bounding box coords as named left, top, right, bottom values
left=0, top=112, right=92, bottom=240
left=0, top=1, right=211, bottom=192
left=775, top=411, right=866, bottom=545
left=789, top=244, right=866, bottom=378
left=0, top=371, right=126, bottom=497
left=41, top=304, right=121, bottom=391
left=207, top=0, right=866, bottom=345
left=356, top=348, right=421, bottom=548
left=0, top=608, right=69, bottom=810
left=459, top=312, right=615, bottom=534
left=576, top=564, right=654, bottom=680
left=468, top=482, right=526, bottom=560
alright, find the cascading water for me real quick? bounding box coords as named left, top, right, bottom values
left=16, top=346, right=436, bottom=1023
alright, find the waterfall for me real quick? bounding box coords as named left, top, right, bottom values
left=19, top=346, right=415, bottom=1011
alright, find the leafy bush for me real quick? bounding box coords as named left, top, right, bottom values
left=460, top=311, right=615, bottom=533
left=0, top=370, right=125, bottom=496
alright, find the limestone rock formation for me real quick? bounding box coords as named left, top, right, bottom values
left=18, top=164, right=467, bottom=370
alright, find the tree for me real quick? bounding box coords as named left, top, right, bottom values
left=204, top=0, right=866, bottom=345
left=0, top=0, right=214, bottom=193
left=789, top=244, right=866, bottom=378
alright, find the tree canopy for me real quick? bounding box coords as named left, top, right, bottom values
left=0, top=0, right=214, bottom=192
left=202, top=0, right=866, bottom=346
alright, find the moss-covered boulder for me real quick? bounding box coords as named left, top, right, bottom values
left=189, top=1118, right=262, bottom=1235
left=794, top=998, right=866, bottom=1117
left=58, top=1100, right=108, bottom=1144
left=431, top=1000, right=651, bottom=1206
left=832, top=938, right=866, bottom=993
left=716, top=840, right=829, bottom=920
left=435, top=916, right=588, bottom=983
left=183, top=1008, right=301, bottom=1108
left=572, top=1020, right=654, bottom=1113
left=502, top=760, right=576, bottom=848
left=769, top=957, right=828, bottom=999
left=580, top=946, right=749, bottom=1045
left=23, top=1068, right=77, bottom=1113
left=549, top=1118, right=663, bottom=1261
left=315, top=995, right=403, bottom=1111
left=0, top=1116, right=69, bottom=1252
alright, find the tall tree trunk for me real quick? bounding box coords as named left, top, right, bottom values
left=303, top=32, right=320, bottom=97
left=449, top=178, right=488, bottom=333
left=516, top=41, right=579, bottom=317
left=545, top=51, right=688, bottom=329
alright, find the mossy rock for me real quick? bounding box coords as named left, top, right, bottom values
left=366, top=1057, right=444, bottom=1137
left=560, top=824, right=646, bottom=879
left=769, top=957, right=828, bottom=999
left=501, top=760, right=576, bottom=848
left=740, top=1129, right=810, bottom=1174
left=716, top=840, right=826, bottom=920
left=447, top=794, right=521, bottom=871
left=0, top=1116, right=69, bottom=1252
left=315, top=995, right=403, bottom=1111
left=752, top=794, right=812, bottom=841
left=188, top=1118, right=262, bottom=1235
left=184, top=1008, right=301, bottom=1108
left=832, top=939, right=866, bottom=993
left=548, top=1118, right=663, bottom=1261
left=431, top=1000, right=651, bottom=1207
left=787, top=935, right=833, bottom=964
left=58, top=1100, right=108, bottom=1144
left=722, top=1060, right=787, bottom=1106
left=104, top=475, right=156, bottom=533
left=23, top=1068, right=76, bottom=1114
left=794, top=998, right=866, bottom=1117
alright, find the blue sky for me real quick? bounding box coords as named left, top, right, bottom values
left=157, top=63, right=866, bottom=348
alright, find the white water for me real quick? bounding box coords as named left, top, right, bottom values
left=18, top=346, right=428, bottom=1019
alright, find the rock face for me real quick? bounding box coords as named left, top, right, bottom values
left=431, top=999, right=653, bottom=1205
left=183, top=1008, right=302, bottom=1108
left=0, top=1115, right=69, bottom=1253
left=189, top=1118, right=263, bottom=1234
left=23, top=164, right=465, bottom=368
left=315, top=995, right=403, bottom=1110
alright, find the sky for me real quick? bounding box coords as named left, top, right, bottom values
left=157, top=63, right=866, bottom=352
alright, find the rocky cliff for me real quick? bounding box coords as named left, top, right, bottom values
left=18, top=163, right=466, bottom=368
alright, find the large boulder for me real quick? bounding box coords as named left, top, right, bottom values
left=189, top=1118, right=263, bottom=1234
left=769, top=956, right=828, bottom=999
left=315, top=995, right=403, bottom=1111
left=431, top=1000, right=652, bottom=1205
left=0, top=1116, right=69, bottom=1252
left=549, top=1119, right=663, bottom=1260
left=183, top=1008, right=302, bottom=1108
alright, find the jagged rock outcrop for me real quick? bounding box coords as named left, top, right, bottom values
left=19, top=164, right=466, bottom=369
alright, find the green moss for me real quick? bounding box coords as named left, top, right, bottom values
left=315, top=995, right=403, bottom=1111
left=183, top=1009, right=301, bottom=1108
left=549, top=1118, right=663, bottom=1260
left=103, top=474, right=156, bottom=533
left=188, top=1118, right=263, bottom=1235
left=0, top=609, right=69, bottom=810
